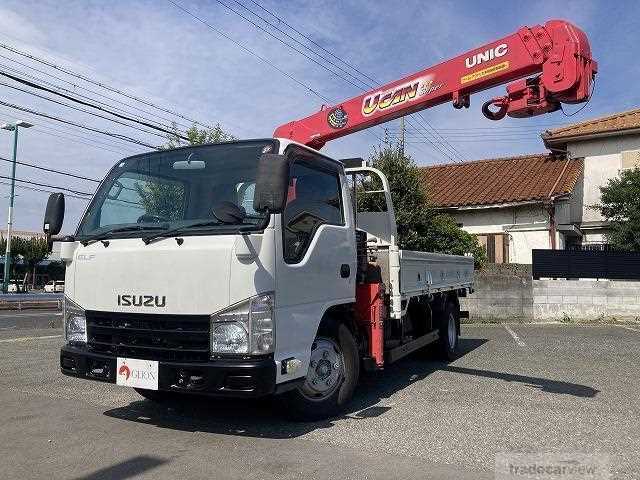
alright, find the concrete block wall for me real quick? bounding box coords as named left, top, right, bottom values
left=460, top=273, right=533, bottom=321
left=461, top=274, right=640, bottom=321
left=533, top=280, right=640, bottom=320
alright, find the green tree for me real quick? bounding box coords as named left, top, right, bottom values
left=593, top=167, right=640, bottom=251
left=0, top=236, right=50, bottom=289
left=20, top=236, right=50, bottom=288
left=135, top=182, right=185, bottom=221
left=136, top=123, right=235, bottom=219
left=164, top=123, right=236, bottom=149
left=359, top=144, right=486, bottom=267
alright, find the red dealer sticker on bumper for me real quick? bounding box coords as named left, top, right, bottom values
left=116, top=358, right=159, bottom=390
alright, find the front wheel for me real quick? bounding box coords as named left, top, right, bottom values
left=282, top=324, right=359, bottom=421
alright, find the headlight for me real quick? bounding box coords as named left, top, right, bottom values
left=210, top=293, right=274, bottom=355
left=63, top=296, right=87, bottom=344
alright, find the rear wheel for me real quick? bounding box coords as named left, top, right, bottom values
left=436, top=301, right=459, bottom=361
left=282, top=323, right=359, bottom=421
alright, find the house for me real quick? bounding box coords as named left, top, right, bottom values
left=420, top=154, right=583, bottom=264
left=420, top=107, right=640, bottom=264
left=542, top=107, right=640, bottom=245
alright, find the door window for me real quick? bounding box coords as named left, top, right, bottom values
left=282, top=160, right=344, bottom=263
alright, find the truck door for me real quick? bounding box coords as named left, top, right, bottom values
left=274, top=146, right=356, bottom=382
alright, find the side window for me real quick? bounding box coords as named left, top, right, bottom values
left=283, top=160, right=344, bottom=263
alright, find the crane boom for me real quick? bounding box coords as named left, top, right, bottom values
left=273, top=19, right=597, bottom=150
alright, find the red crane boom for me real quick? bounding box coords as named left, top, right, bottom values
left=273, top=19, right=597, bottom=150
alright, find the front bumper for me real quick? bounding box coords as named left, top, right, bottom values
left=60, top=345, right=277, bottom=397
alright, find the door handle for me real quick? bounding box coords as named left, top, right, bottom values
left=340, top=264, right=350, bottom=278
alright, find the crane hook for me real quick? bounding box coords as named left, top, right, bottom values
left=482, top=98, right=509, bottom=121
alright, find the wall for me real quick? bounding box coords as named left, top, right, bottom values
left=450, top=203, right=559, bottom=264
left=568, top=134, right=640, bottom=225
left=533, top=279, right=640, bottom=320
left=461, top=268, right=640, bottom=321
left=461, top=270, right=533, bottom=321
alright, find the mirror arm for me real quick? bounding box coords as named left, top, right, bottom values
left=47, top=234, right=75, bottom=253
left=240, top=209, right=271, bottom=234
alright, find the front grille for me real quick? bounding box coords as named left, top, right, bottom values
left=86, top=311, right=210, bottom=362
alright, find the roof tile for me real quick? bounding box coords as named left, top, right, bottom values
left=420, top=154, right=583, bottom=208
left=543, top=107, right=640, bottom=142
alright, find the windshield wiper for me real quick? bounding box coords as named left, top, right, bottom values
left=141, top=220, right=222, bottom=245
left=80, top=224, right=169, bottom=246
left=141, top=217, right=268, bottom=245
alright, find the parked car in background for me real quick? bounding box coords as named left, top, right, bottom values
left=44, top=280, right=64, bottom=293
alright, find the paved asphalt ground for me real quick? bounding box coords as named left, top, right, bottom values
left=1, top=311, right=639, bottom=479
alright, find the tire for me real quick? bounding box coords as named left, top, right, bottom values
left=134, top=388, right=181, bottom=404
left=282, top=323, right=360, bottom=421
left=436, top=301, right=459, bottom=361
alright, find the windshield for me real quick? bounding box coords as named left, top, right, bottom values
left=76, top=140, right=278, bottom=238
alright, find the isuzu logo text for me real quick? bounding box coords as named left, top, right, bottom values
left=117, top=294, right=166, bottom=307
left=465, top=43, right=508, bottom=69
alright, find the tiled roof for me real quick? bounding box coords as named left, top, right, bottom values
left=542, top=107, right=640, bottom=144
left=419, top=154, right=583, bottom=208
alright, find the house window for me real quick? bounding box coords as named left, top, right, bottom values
left=476, top=233, right=510, bottom=264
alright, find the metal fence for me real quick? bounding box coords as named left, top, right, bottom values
left=532, top=249, right=640, bottom=280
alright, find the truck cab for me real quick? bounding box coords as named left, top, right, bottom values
left=48, top=138, right=472, bottom=420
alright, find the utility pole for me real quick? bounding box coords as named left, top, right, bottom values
left=399, top=116, right=405, bottom=155
left=1, top=121, right=33, bottom=293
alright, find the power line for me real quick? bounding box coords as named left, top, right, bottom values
left=243, top=1, right=459, bottom=160
left=0, top=179, right=90, bottom=201
left=0, top=53, right=193, bottom=131
left=167, top=0, right=385, bottom=145
left=30, top=126, right=136, bottom=155
left=387, top=124, right=567, bottom=133
left=0, top=155, right=100, bottom=183
left=0, top=100, right=160, bottom=149
left=406, top=137, right=540, bottom=144
left=0, top=175, right=94, bottom=196
left=240, top=0, right=461, bottom=161
left=0, top=107, right=142, bottom=154
left=0, top=113, right=134, bottom=155
left=0, top=70, right=189, bottom=140
left=399, top=130, right=542, bottom=140
left=0, top=80, right=172, bottom=141
left=245, top=0, right=379, bottom=86
left=224, top=0, right=389, bottom=145
left=169, top=0, right=332, bottom=103
left=0, top=42, right=214, bottom=130
left=399, top=132, right=542, bottom=139
left=224, top=0, right=369, bottom=91
left=411, top=113, right=467, bottom=161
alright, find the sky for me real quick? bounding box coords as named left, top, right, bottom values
left=0, top=0, right=638, bottom=232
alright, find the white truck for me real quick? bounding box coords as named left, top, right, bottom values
left=46, top=138, right=472, bottom=420
left=45, top=19, right=596, bottom=419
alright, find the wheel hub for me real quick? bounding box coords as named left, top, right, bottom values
left=301, top=337, right=344, bottom=400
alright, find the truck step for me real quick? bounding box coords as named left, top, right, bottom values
left=385, top=330, right=439, bottom=364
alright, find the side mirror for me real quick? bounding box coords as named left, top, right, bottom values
left=43, top=192, right=65, bottom=239
left=253, top=154, right=289, bottom=214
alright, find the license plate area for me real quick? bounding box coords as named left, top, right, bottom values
left=116, top=357, right=159, bottom=390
